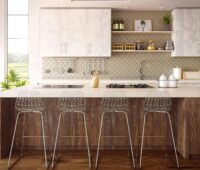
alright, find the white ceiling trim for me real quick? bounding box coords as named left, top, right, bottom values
left=71, top=0, right=131, bottom=1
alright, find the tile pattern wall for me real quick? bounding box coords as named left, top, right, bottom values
left=43, top=11, right=200, bottom=80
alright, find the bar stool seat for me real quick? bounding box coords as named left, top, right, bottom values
left=59, top=98, right=86, bottom=112
left=101, top=102, right=129, bottom=112
left=16, top=105, right=46, bottom=112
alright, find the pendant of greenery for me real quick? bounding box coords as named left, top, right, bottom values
left=0, top=69, right=27, bottom=91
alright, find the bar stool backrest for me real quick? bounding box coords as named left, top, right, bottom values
left=101, top=91, right=128, bottom=111
left=59, top=91, right=86, bottom=111
left=15, top=91, right=44, bottom=112
left=144, top=90, right=171, bottom=112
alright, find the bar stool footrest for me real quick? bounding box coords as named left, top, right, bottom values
left=23, top=136, right=49, bottom=138
left=101, top=135, right=127, bottom=138
left=139, top=135, right=165, bottom=138
left=61, top=135, right=87, bottom=138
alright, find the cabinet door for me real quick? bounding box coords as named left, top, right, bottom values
left=40, top=9, right=62, bottom=57
left=172, top=9, right=200, bottom=57
left=85, top=9, right=111, bottom=57
left=62, top=9, right=88, bottom=57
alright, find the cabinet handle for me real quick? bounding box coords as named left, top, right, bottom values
left=88, top=43, right=91, bottom=55
left=60, top=43, right=64, bottom=55
left=65, top=43, right=67, bottom=54
left=60, top=43, right=62, bottom=54
left=197, top=42, right=200, bottom=54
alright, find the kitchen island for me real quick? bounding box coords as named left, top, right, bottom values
left=0, top=81, right=200, bottom=160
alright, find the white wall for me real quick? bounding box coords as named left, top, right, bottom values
left=0, top=0, right=7, bottom=82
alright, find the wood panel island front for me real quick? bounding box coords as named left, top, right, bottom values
left=0, top=84, right=200, bottom=161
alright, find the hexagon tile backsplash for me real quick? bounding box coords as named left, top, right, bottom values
left=42, top=11, right=200, bottom=80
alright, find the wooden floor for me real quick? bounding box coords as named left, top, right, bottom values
left=0, top=150, right=200, bottom=170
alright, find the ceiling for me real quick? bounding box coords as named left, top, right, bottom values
left=63, top=0, right=200, bottom=11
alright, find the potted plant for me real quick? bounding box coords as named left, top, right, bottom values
left=163, top=14, right=171, bottom=31
left=0, top=69, right=26, bottom=91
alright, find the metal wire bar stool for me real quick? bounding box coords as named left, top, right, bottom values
left=95, top=91, right=135, bottom=168
left=51, top=91, right=91, bottom=168
left=8, top=91, right=48, bottom=169
left=139, top=90, right=179, bottom=168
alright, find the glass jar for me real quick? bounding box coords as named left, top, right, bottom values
left=136, top=41, right=145, bottom=50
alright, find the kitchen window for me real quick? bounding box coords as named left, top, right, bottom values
left=7, top=0, right=29, bottom=81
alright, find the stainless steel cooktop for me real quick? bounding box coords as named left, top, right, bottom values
left=106, top=83, right=154, bottom=88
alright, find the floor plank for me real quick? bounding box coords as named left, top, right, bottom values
left=0, top=150, right=200, bottom=170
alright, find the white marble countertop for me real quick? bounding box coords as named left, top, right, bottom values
left=1, top=81, right=200, bottom=98
left=35, top=79, right=200, bottom=85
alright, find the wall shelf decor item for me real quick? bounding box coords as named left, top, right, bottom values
left=134, top=20, right=152, bottom=32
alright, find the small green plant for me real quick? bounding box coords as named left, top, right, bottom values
left=163, top=14, right=171, bottom=25
left=1, top=69, right=27, bottom=91
left=15, top=80, right=27, bottom=87
left=0, top=81, right=12, bottom=90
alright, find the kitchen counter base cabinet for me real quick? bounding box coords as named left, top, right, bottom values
left=0, top=98, right=200, bottom=159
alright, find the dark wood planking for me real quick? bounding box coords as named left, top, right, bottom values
left=176, top=98, right=189, bottom=158
left=1, top=150, right=200, bottom=170
left=1, top=98, right=200, bottom=159
left=0, top=98, right=15, bottom=158
left=176, top=98, right=200, bottom=158
left=187, top=99, right=200, bottom=156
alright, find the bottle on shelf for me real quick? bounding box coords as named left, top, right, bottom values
left=119, top=19, right=125, bottom=31
left=112, top=20, right=116, bottom=31
left=112, top=20, right=119, bottom=31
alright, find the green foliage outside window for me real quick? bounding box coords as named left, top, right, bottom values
left=1, top=69, right=27, bottom=91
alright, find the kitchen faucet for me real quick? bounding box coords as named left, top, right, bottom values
left=139, top=60, right=149, bottom=80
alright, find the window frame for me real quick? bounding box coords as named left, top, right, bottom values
left=7, top=0, right=29, bottom=81
left=0, top=0, right=8, bottom=83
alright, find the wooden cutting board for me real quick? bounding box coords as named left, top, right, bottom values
left=183, top=71, right=200, bottom=80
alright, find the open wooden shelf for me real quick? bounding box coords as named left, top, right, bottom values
left=112, top=31, right=173, bottom=34
left=112, top=50, right=173, bottom=53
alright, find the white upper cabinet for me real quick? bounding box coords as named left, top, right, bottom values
left=39, top=8, right=111, bottom=57
left=172, top=9, right=200, bottom=57
left=40, top=9, right=61, bottom=57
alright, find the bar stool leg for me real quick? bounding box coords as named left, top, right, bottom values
left=8, top=112, right=23, bottom=168
left=95, top=112, right=105, bottom=168
left=51, top=112, right=63, bottom=168
left=139, top=112, right=147, bottom=168
left=39, top=112, right=48, bottom=168
left=20, top=113, right=27, bottom=156
left=81, top=112, right=92, bottom=168
left=124, top=112, right=135, bottom=168
left=166, top=112, right=179, bottom=168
